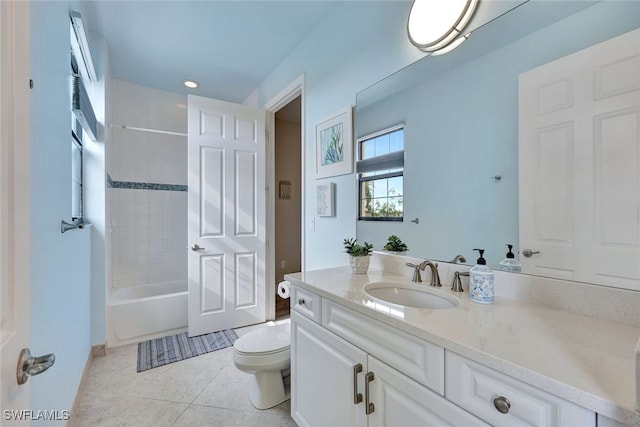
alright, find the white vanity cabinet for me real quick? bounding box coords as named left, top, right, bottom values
left=445, top=352, right=596, bottom=427
left=291, top=291, right=487, bottom=427
left=291, top=311, right=367, bottom=427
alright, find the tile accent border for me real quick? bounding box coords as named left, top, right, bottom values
left=107, top=174, right=187, bottom=192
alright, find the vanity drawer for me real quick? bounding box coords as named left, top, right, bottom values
left=445, top=351, right=595, bottom=427
left=290, top=286, right=321, bottom=323
left=322, top=299, right=444, bottom=394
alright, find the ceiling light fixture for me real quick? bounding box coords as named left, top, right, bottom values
left=431, top=33, right=471, bottom=56
left=407, top=0, right=478, bottom=53
left=184, top=80, right=199, bottom=89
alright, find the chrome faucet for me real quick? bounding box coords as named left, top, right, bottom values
left=406, top=261, right=428, bottom=283
left=424, top=261, right=442, bottom=287
left=450, top=254, right=467, bottom=264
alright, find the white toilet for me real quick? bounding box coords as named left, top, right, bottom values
left=233, top=323, right=291, bottom=409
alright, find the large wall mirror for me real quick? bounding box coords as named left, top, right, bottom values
left=356, top=1, right=640, bottom=291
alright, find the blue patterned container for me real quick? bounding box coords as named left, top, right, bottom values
left=469, top=249, right=495, bottom=304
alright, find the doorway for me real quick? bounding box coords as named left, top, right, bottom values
left=274, top=96, right=302, bottom=319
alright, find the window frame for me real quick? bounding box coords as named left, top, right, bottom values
left=356, top=124, right=405, bottom=222
left=71, top=125, right=83, bottom=221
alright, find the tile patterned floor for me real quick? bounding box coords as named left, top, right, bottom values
left=72, top=320, right=296, bottom=427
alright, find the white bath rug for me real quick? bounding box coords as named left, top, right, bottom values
left=137, top=329, right=238, bottom=372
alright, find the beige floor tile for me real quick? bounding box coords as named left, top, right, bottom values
left=172, top=405, right=247, bottom=427
left=193, top=366, right=255, bottom=412
left=72, top=389, right=188, bottom=427
left=74, top=322, right=295, bottom=426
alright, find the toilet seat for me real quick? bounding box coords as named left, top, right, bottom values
left=233, top=323, right=290, bottom=356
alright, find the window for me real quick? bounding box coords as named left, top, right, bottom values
left=357, top=125, right=404, bottom=220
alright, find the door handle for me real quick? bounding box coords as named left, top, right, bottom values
left=353, top=363, right=363, bottom=404
left=522, top=249, right=540, bottom=258
left=17, top=348, right=55, bottom=385
left=365, top=371, right=375, bottom=415
left=191, top=244, right=205, bottom=251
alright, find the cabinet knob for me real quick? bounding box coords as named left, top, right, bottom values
left=493, top=396, right=511, bottom=414
left=298, top=298, right=305, bottom=305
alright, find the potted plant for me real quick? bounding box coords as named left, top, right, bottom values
left=343, top=238, right=373, bottom=274
left=383, top=235, right=409, bottom=253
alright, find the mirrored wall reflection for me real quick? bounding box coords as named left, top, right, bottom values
left=355, top=1, right=640, bottom=291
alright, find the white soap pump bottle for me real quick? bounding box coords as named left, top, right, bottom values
left=499, top=244, right=522, bottom=273
left=469, top=248, right=495, bottom=304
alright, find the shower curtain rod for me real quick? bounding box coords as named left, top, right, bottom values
left=109, top=123, right=187, bottom=137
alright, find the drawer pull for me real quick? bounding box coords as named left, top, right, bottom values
left=353, top=364, right=363, bottom=404
left=365, top=372, right=375, bottom=414
left=298, top=298, right=305, bottom=306
left=493, top=396, right=511, bottom=414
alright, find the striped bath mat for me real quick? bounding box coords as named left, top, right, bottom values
left=137, top=329, right=238, bottom=372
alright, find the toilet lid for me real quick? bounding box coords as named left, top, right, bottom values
left=234, top=323, right=290, bottom=355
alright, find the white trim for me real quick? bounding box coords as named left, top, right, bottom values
left=264, top=74, right=306, bottom=320
left=356, top=123, right=405, bottom=144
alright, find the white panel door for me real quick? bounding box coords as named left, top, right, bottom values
left=187, top=95, right=266, bottom=336
left=1, top=1, right=31, bottom=423
left=519, top=28, right=640, bottom=289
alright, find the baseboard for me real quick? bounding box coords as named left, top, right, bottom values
left=66, top=345, right=99, bottom=427
left=91, top=344, right=106, bottom=357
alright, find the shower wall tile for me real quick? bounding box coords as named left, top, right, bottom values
left=111, top=79, right=187, bottom=133
left=108, top=80, right=188, bottom=290
left=111, top=188, right=187, bottom=289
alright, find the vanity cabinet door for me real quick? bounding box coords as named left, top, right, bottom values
left=291, top=311, right=367, bottom=427
left=367, top=356, right=489, bottom=427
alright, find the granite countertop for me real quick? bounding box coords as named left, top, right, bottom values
left=285, top=266, right=640, bottom=426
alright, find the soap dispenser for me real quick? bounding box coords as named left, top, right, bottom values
left=469, top=249, right=495, bottom=304
left=499, top=244, right=522, bottom=273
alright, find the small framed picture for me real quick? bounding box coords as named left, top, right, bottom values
left=317, top=183, right=335, bottom=217
left=315, top=107, right=353, bottom=179
left=279, top=181, right=291, bottom=200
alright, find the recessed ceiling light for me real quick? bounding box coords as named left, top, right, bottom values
left=184, top=80, right=198, bottom=89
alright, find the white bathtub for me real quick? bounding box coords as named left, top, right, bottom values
left=107, top=281, right=187, bottom=347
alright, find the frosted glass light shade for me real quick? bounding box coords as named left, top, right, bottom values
left=407, top=0, right=478, bottom=53
left=431, top=33, right=470, bottom=56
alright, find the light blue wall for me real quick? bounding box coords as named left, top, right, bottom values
left=29, top=0, right=97, bottom=419
left=256, top=1, right=422, bottom=270
left=356, top=1, right=640, bottom=267
left=255, top=0, right=531, bottom=270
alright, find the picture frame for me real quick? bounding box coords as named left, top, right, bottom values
left=279, top=181, right=291, bottom=200
left=316, top=183, right=335, bottom=217
left=315, top=106, right=353, bottom=179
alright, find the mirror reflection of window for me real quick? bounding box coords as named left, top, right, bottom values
left=357, top=125, right=404, bottom=221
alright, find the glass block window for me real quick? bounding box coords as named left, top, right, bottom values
left=357, top=125, right=404, bottom=221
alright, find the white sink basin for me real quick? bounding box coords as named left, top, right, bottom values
left=364, top=282, right=459, bottom=310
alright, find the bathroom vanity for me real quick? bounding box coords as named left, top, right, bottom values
left=285, top=255, right=640, bottom=427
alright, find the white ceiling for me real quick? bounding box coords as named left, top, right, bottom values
left=82, top=1, right=343, bottom=103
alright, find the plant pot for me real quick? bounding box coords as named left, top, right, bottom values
left=349, top=255, right=370, bottom=274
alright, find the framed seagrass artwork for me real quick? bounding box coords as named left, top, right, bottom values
left=315, top=106, right=353, bottom=179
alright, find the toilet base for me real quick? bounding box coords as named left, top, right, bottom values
left=249, top=369, right=290, bottom=410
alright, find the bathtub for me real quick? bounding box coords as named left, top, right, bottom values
left=107, top=281, right=188, bottom=347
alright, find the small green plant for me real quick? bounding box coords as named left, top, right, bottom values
left=343, top=238, right=373, bottom=257
left=383, top=235, right=408, bottom=252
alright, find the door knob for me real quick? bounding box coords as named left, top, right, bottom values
left=17, top=348, right=55, bottom=385
left=191, top=244, right=205, bottom=251
left=522, top=249, right=540, bottom=258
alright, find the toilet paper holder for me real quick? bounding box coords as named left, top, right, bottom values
left=277, top=281, right=291, bottom=299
